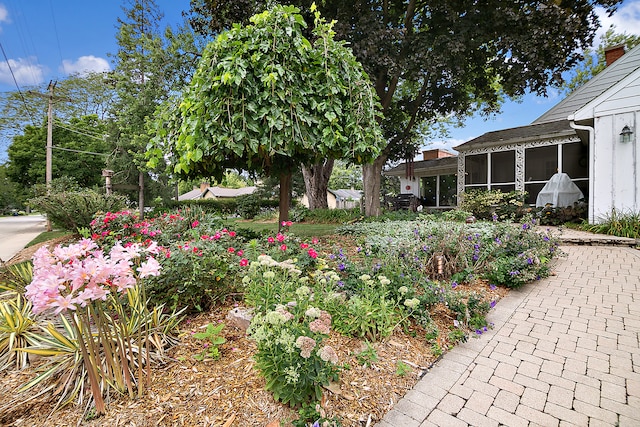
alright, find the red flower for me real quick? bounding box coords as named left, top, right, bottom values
left=229, top=231, right=236, bottom=237
left=308, top=248, right=318, bottom=259
left=267, top=236, right=275, bottom=244
left=239, top=258, right=249, bottom=267
left=280, top=244, right=287, bottom=251
left=237, top=250, right=244, bottom=257
left=228, top=247, right=236, bottom=253
left=201, top=235, right=209, bottom=240
left=191, top=220, right=199, bottom=228
left=300, top=243, right=309, bottom=249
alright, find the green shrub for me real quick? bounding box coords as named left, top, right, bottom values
left=248, top=298, right=340, bottom=407
left=235, top=194, right=279, bottom=219
left=29, top=190, right=127, bottom=231
left=459, top=189, right=527, bottom=220
left=580, top=209, right=640, bottom=239
left=534, top=202, right=587, bottom=225
left=165, top=198, right=239, bottom=214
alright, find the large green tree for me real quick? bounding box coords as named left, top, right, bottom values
left=148, top=5, right=384, bottom=223
left=5, top=115, right=109, bottom=188
left=186, top=0, right=623, bottom=216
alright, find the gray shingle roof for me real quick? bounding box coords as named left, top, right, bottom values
left=385, top=156, right=458, bottom=176
left=533, top=43, right=640, bottom=124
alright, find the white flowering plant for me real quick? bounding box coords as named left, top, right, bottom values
left=248, top=290, right=340, bottom=408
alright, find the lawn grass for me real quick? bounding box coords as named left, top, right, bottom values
left=25, top=231, right=74, bottom=248
left=230, top=220, right=339, bottom=238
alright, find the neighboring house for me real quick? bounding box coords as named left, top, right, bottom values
left=178, top=183, right=257, bottom=201
left=299, top=189, right=363, bottom=209
left=385, top=149, right=458, bottom=209
left=388, top=44, right=640, bottom=223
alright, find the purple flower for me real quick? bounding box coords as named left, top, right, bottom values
left=490, top=300, right=497, bottom=308
left=338, top=263, right=345, bottom=271
left=527, top=258, right=533, bottom=265
left=489, top=284, right=497, bottom=290
left=451, top=282, right=458, bottom=289
left=475, top=329, right=482, bottom=335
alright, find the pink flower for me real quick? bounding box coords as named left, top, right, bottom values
left=276, top=233, right=285, bottom=243
left=309, top=318, right=330, bottom=334
left=280, top=244, right=287, bottom=251
left=191, top=220, right=199, bottom=228
left=213, top=232, right=221, bottom=240
left=201, top=235, right=209, bottom=240
left=318, top=346, right=339, bottom=364
left=137, top=256, right=162, bottom=278
left=228, top=247, right=236, bottom=253
left=239, top=258, right=249, bottom=267
left=307, top=248, right=318, bottom=259
left=311, top=238, right=319, bottom=244
left=229, top=231, right=236, bottom=237
left=236, top=250, right=244, bottom=257
left=295, top=336, right=316, bottom=359
left=267, top=236, right=275, bottom=244
left=300, top=243, right=309, bottom=249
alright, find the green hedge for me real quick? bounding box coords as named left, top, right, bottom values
left=165, top=197, right=279, bottom=218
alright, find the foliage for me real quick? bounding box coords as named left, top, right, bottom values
left=458, top=189, right=527, bottom=220
left=534, top=202, right=587, bottom=226
left=580, top=209, right=640, bottom=239
left=248, top=299, right=340, bottom=407
left=291, top=207, right=362, bottom=224
left=395, top=360, right=412, bottom=377
left=355, top=341, right=378, bottom=368
left=0, top=261, right=33, bottom=294
left=0, top=295, right=37, bottom=371
left=148, top=4, right=385, bottom=223
left=29, top=189, right=128, bottom=231
left=22, top=239, right=166, bottom=414
left=562, top=27, right=640, bottom=95
left=235, top=193, right=278, bottom=220
left=5, top=115, right=109, bottom=189
left=192, top=323, right=226, bottom=361
left=329, top=160, right=363, bottom=191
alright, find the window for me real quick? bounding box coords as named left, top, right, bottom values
left=491, top=150, right=515, bottom=184
left=525, top=146, right=557, bottom=181
left=438, top=175, right=457, bottom=206
left=420, top=176, right=437, bottom=206
left=465, top=154, right=487, bottom=185
left=562, top=142, right=588, bottom=179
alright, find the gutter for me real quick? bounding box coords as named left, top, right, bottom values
left=568, top=116, right=595, bottom=223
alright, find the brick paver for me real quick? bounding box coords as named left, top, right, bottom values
left=377, top=244, right=640, bottom=426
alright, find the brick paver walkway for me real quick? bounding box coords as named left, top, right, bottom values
left=377, top=245, right=640, bottom=426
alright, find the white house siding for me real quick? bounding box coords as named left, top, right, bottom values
left=591, top=112, right=639, bottom=220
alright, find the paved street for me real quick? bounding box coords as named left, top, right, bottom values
left=378, top=243, right=640, bottom=426
left=0, top=215, right=47, bottom=263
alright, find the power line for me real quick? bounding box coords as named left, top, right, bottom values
left=0, top=42, right=37, bottom=125
left=52, top=146, right=109, bottom=157
left=53, top=120, right=107, bottom=141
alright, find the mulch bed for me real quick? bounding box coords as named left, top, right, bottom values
left=0, top=239, right=508, bottom=427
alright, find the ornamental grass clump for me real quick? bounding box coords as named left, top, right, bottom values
left=248, top=297, right=340, bottom=407
left=23, top=239, right=163, bottom=415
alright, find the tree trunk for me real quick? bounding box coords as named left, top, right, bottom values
left=138, top=171, right=145, bottom=220
left=362, top=155, right=387, bottom=217
left=301, top=159, right=334, bottom=209
left=278, top=172, right=292, bottom=228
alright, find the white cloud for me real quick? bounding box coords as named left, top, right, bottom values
left=595, top=1, right=640, bottom=42
left=0, top=56, right=45, bottom=86
left=61, top=55, right=110, bottom=76
left=0, top=3, right=9, bottom=33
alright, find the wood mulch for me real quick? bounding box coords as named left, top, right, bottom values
left=0, top=240, right=508, bottom=427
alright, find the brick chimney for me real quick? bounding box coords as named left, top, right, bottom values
left=422, top=149, right=455, bottom=161
left=200, top=182, right=209, bottom=193
left=605, top=44, right=625, bottom=67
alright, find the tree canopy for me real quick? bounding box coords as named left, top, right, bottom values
left=148, top=5, right=385, bottom=221
left=186, top=0, right=624, bottom=215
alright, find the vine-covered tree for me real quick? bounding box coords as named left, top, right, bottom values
left=148, top=5, right=384, bottom=223
left=186, top=0, right=624, bottom=216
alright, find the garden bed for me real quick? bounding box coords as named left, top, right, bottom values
left=1, top=279, right=507, bottom=427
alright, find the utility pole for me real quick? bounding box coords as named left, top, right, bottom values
left=29, top=81, right=69, bottom=231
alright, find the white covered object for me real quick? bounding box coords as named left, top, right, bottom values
left=535, top=173, right=584, bottom=208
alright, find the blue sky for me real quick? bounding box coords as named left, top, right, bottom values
left=1, top=0, right=640, bottom=161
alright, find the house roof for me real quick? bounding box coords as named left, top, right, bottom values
left=456, top=43, right=640, bottom=152
left=533, top=43, right=640, bottom=124
left=328, top=189, right=362, bottom=200
left=178, top=186, right=257, bottom=201
left=385, top=156, right=458, bottom=177
left=455, top=120, right=575, bottom=152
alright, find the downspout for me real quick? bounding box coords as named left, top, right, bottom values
left=568, top=116, right=595, bottom=223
